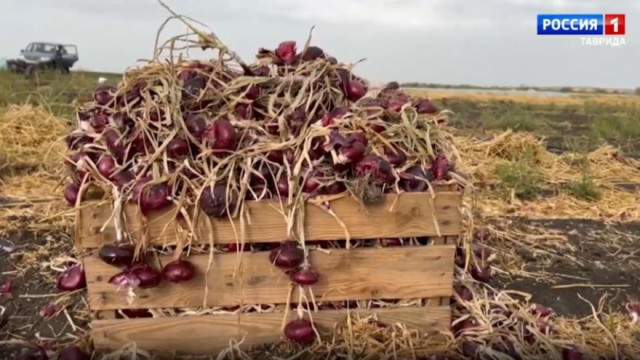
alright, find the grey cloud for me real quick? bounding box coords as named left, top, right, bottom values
left=0, top=0, right=637, bottom=89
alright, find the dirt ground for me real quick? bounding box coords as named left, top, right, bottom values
left=0, top=229, right=87, bottom=356
left=491, top=219, right=640, bottom=318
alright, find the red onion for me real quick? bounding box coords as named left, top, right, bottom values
left=462, top=341, right=479, bottom=357
left=284, top=319, right=316, bottom=343
left=203, top=119, right=237, bottom=152
left=347, top=132, right=368, bottom=146
left=455, top=246, right=465, bottom=268
left=325, top=182, right=346, bottom=194
left=399, top=166, right=429, bottom=192
left=94, top=85, right=115, bottom=106
left=109, top=270, right=140, bottom=288
left=58, top=345, right=90, bottom=360
left=337, top=141, right=366, bottom=165
left=287, top=107, right=307, bottom=136
left=383, top=238, right=402, bottom=246
left=430, top=154, right=449, bottom=181
left=63, top=184, right=80, bottom=206
left=275, top=41, right=297, bottom=65
left=185, top=114, right=207, bottom=140
left=89, top=111, right=109, bottom=133
left=414, top=98, right=438, bottom=114
left=563, top=346, right=584, bottom=360
left=148, top=108, right=164, bottom=122
left=167, top=138, right=190, bottom=159
left=265, top=117, right=280, bottom=135
left=112, top=112, right=134, bottom=129
left=384, top=146, right=406, bottom=167
left=200, top=184, right=234, bottom=217
left=321, top=107, right=349, bottom=127
left=97, top=156, right=116, bottom=179
left=346, top=80, right=367, bottom=102
left=302, top=177, right=321, bottom=193
left=183, top=76, right=205, bottom=97
left=355, top=154, right=394, bottom=184
left=276, top=176, right=290, bottom=198
left=385, top=90, right=411, bottom=112
left=65, top=133, right=93, bottom=150
left=57, top=264, right=86, bottom=291
left=99, top=243, right=136, bottom=267
left=112, top=170, right=134, bottom=189
left=470, top=244, right=491, bottom=261
left=300, top=46, right=325, bottom=61
left=0, top=279, right=13, bottom=298
left=103, top=129, right=126, bottom=160
left=251, top=65, right=270, bottom=77
left=290, top=268, right=319, bottom=285
left=39, top=303, right=62, bottom=319
left=121, top=308, right=152, bottom=318
left=470, top=262, right=492, bottom=283
left=245, top=84, right=261, bottom=101
left=267, top=149, right=295, bottom=165
left=235, top=103, right=252, bottom=120
left=131, top=264, right=162, bottom=289
left=226, top=243, right=249, bottom=253
left=455, top=285, right=473, bottom=302
left=162, top=259, right=196, bottom=283
left=269, top=242, right=304, bottom=269
left=452, top=317, right=477, bottom=337
left=135, top=179, right=171, bottom=215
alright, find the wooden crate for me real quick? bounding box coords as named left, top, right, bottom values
left=77, top=186, right=462, bottom=355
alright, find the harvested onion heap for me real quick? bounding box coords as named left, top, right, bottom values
left=62, top=27, right=460, bottom=344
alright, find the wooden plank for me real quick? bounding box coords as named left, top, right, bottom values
left=92, top=305, right=451, bottom=354
left=78, top=191, right=462, bottom=249
left=85, top=245, right=455, bottom=310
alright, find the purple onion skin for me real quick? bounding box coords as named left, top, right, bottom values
left=167, top=138, right=190, bottom=158
left=269, top=242, right=304, bottom=269
left=203, top=119, right=237, bottom=152
left=430, top=154, right=450, bottom=181
left=355, top=154, right=394, bottom=185
left=275, top=41, right=297, bottom=65
left=58, top=345, right=90, bottom=360
left=99, top=243, right=136, bottom=267
left=135, top=180, right=171, bottom=215
left=131, top=265, right=162, bottom=289
left=57, top=265, right=86, bottom=292
left=185, top=114, right=207, bottom=140
left=290, top=268, right=319, bottom=285
left=162, top=260, right=196, bottom=283
left=63, top=184, right=80, bottom=206
left=200, top=184, right=233, bottom=217
left=284, top=319, right=316, bottom=343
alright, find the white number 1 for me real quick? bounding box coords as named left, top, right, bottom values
left=611, top=17, right=619, bottom=33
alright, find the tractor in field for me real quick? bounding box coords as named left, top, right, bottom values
left=6, top=42, right=79, bottom=75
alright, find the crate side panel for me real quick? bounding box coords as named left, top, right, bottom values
left=85, top=245, right=455, bottom=310
left=92, top=305, right=451, bottom=354
left=78, top=191, right=462, bottom=248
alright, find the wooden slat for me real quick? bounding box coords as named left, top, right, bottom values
left=92, top=306, right=451, bottom=354
left=78, top=191, right=462, bottom=249
left=85, top=245, right=455, bottom=310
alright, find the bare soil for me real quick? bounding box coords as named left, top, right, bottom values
left=491, top=218, right=640, bottom=317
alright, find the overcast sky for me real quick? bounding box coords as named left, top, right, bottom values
left=1, top=0, right=637, bottom=89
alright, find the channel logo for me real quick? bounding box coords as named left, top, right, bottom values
left=537, top=14, right=625, bottom=35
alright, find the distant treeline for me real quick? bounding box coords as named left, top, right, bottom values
left=401, top=82, right=637, bottom=95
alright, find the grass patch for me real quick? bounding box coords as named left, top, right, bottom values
left=0, top=70, right=121, bottom=118
left=480, top=106, right=551, bottom=134
left=495, top=147, right=543, bottom=200
left=567, top=177, right=601, bottom=202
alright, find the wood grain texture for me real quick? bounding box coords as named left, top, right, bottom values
left=85, top=245, right=455, bottom=310
left=92, top=305, right=451, bottom=354
left=78, top=191, right=462, bottom=249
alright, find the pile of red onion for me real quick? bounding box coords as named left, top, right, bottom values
left=62, top=36, right=455, bottom=219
